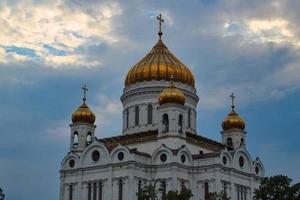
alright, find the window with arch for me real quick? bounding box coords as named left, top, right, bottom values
left=73, top=131, right=79, bottom=147
left=162, top=114, right=169, bottom=132
left=188, top=109, right=191, bottom=128
left=227, top=137, right=233, bottom=150
left=204, top=182, right=209, bottom=200
left=160, top=180, right=166, bottom=199
left=69, top=184, right=73, bottom=200
left=178, top=114, right=183, bottom=133
left=135, top=106, right=139, bottom=126
left=118, top=179, right=123, bottom=200
left=147, top=104, right=153, bottom=124
left=86, top=132, right=92, bottom=145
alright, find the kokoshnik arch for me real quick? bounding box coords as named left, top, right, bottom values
left=59, top=14, right=265, bottom=200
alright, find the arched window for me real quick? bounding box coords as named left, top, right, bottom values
left=160, top=180, right=166, bottom=199
left=204, top=182, right=209, bottom=200
left=188, top=109, right=191, bottom=128
left=69, top=184, right=73, bottom=200
left=98, top=181, right=103, bottom=200
left=178, top=114, right=183, bottom=133
left=147, top=104, right=153, bottom=124
left=86, top=132, right=92, bottom=145
left=126, top=109, right=129, bottom=129
left=88, top=183, right=92, bottom=200
left=93, top=182, right=97, bottom=200
left=162, top=114, right=169, bottom=132
left=118, top=179, right=123, bottom=200
left=135, top=106, right=139, bottom=126
left=73, top=131, right=79, bottom=147
left=227, top=137, right=233, bottom=150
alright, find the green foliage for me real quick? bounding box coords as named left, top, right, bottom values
left=163, top=186, right=193, bottom=200
left=137, top=184, right=157, bottom=200
left=208, top=191, right=230, bottom=200
left=254, top=175, right=300, bottom=200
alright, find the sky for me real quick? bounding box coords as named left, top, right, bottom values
left=0, top=0, right=300, bottom=199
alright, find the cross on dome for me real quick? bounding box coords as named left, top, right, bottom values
left=156, top=13, right=164, bottom=40
left=82, top=84, right=88, bottom=102
left=230, top=92, right=235, bottom=110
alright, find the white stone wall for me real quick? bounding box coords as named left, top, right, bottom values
left=60, top=138, right=264, bottom=200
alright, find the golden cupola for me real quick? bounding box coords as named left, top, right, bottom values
left=222, top=93, right=245, bottom=131
left=158, top=78, right=186, bottom=105
left=125, top=15, right=195, bottom=88
left=71, top=85, right=96, bottom=125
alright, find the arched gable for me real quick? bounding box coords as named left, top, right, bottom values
left=151, top=144, right=174, bottom=164
left=80, top=140, right=110, bottom=166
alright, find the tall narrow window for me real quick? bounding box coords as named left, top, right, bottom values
left=180, top=180, right=184, bottom=190
left=147, top=104, right=153, bottom=124
left=118, top=179, right=123, bottom=200
left=98, top=181, right=102, bottom=200
left=227, top=138, right=233, bottom=150
left=204, top=182, right=209, bottom=200
left=162, top=114, right=169, bottom=132
left=69, top=185, right=73, bottom=200
left=88, top=183, right=92, bottom=200
left=126, top=109, right=129, bottom=128
left=138, top=180, right=142, bottom=196
left=87, top=132, right=92, bottom=145
left=160, top=181, right=166, bottom=199
left=243, top=187, right=247, bottom=200
left=135, top=106, right=139, bottom=126
left=178, top=114, right=183, bottom=133
left=93, top=182, right=97, bottom=200
left=188, top=109, right=191, bottom=128
left=73, top=131, right=79, bottom=147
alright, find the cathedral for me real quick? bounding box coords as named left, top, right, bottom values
left=59, top=15, right=265, bottom=200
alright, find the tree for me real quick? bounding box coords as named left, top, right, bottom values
left=254, top=175, right=300, bottom=200
left=137, top=184, right=157, bottom=200
left=208, top=191, right=230, bottom=200
left=163, top=186, right=193, bottom=200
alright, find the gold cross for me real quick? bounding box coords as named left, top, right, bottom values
left=157, top=13, right=164, bottom=39
left=230, top=92, right=235, bottom=110
left=82, top=84, right=88, bottom=102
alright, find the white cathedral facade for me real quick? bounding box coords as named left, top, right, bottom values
left=59, top=16, right=265, bottom=200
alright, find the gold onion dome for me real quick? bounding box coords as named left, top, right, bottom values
left=159, top=80, right=186, bottom=105
left=71, top=85, right=96, bottom=124
left=222, top=93, right=245, bottom=131
left=125, top=14, right=195, bottom=87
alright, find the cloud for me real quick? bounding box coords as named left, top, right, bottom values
left=0, top=0, right=122, bottom=67
left=224, top=18, right=300, bottom=47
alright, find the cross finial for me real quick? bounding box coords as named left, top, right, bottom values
left=82, top=84, right=88, bottom=102
left=230, top=92, right=235, bottom=111
left=156, top=13, right=164, bottom=40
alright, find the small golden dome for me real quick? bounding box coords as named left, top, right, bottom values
left=222, top=110, right=245, bottom=131
left=222, top=93, right=245, bottom=131
left=71, top=85, right=96, bottom=124
left=159, top=82, right=186, bottom=105
left=72, top=102, right=96, bottom=124
left=125, top=39, right=195, bottom=88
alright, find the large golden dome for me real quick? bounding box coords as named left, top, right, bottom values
left=125, top=39, right=195, bottom=87
left=72, top=102, right=96, bottom=124
left=222, top=94, right=245, bottom=131
left=159, top=81, right=186, bottom=105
